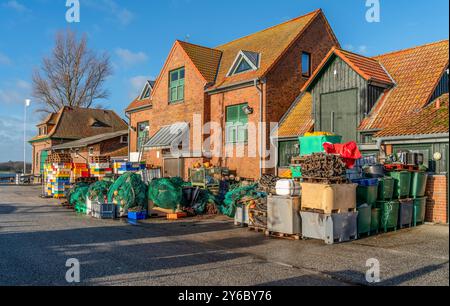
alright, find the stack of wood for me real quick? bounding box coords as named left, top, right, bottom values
left=89, top=156, right=111, bottom=164
left=298, top=153, right=348, bottom=184
left=258, top=174, right=279, bottom=195
left=46, top=153, right=72, bottom=164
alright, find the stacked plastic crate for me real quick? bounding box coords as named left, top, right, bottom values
left=71, top=163, right=90, bottom=183
left=113, top=161, right=146, bottom=175
left=89, top=156, right=112, bottom=180
left=45, top=153, right=73, bottom=199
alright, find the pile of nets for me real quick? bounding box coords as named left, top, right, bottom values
left=87, top=180, right=112, bottom=202
left=191, top=189, right=218, bottom=215
left=219, top=183, right=266, bottom=217
left=148, top=177, right=191, bottom=211
left=107, top=172, right=148, bottom=211
left=68, top=182, right=90, bottom=212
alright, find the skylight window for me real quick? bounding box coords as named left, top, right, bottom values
left=228, top=50, right=260, bottom=76
left=139, top=81, right=153, bottom=100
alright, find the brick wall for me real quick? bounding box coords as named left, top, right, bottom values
left=425, top=175, right=448, bottom=223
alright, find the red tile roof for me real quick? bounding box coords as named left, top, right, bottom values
left=360, top=40, right=449, bottom=131
left=275, top=93, right=313, bottom=138
left=374, top=94, right=449, bottom=138
left=125, top=96, right=151, bottom=113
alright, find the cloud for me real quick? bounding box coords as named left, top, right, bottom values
left=84, top=0, right=134, bottom=26
left=0, top=52, right=12, bottom=65
left=2, top=0, right=29, bottom=13
left=128, top=75, right=152, bottom=99
left=0, top=115, right=36, bottom=162
left=0, top=80, right=31, bottom=105
left=115, top=48, right=148, bottom=67
left=344, top=44, right=369, bottom=54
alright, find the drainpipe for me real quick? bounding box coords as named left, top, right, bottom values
left=125, top=112, right=131, bottom=162
left=254, top=79, right=265, bottom=178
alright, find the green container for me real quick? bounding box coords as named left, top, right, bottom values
left=410, top=172, right=428, bottom=198
left=290, top=165, right=302, bottom=179
left=376, top=200, right=400, bottom=232
left=413, top=197, right=427, bottom=226
left=357, top=205, right=372, bottom=236
left=377, top=177, right=394, bottom=200
left=299, top=135, right=342, bottom=156
left=371, top=208, right=381, bottom=233
left=357, top=185, right=378, bottom=206
left=388, top=171, right=412, bottom=199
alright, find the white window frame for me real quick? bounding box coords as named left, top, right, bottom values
left=227, top=51, right=260, bottom=77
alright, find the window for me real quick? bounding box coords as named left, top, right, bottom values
left=302, top=52, right=311, bottom=77
left=235, top=58, right=252, bottom=74
left=38, top=126, right=46, bottom=136
left=226, top=104, right=249, bottom=143
left=228, top=51, right=259, bottom=76
left=89, top=147, right=94, bottom=156
left=120, top=135, right=128, bottom=144
left=137, top=121, right=149, bottom=149
left=139, top=82, right=152, bottom=100
left=278, top=140, right=300, bottom=168
left=169, top=67, right=185, bottom=103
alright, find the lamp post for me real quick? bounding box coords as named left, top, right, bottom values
left=24, top=99, right=31, bottom=175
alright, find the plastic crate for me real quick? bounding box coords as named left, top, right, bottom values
left=398, top=199, right=413, bottom=229
left=413, top=197, right=427, bottom=226
left=290, top=165, right=302, bottom=179
left=128, top=211, right=148, bottom=220
left=299, top=135, right=342, bottom=156
left=92, top=202, right=116, bottom=219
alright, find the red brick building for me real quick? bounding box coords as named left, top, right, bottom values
left=126, top=9, right=339, bottom=179
left=29, top=107, right=128, bottom=176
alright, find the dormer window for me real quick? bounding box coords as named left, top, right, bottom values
left=227, top=50, right=260, bottom=76
left=91, top=120, right=110, bottom=128
left=38, top=126, right=47, bottom=136
left=139, top=81, right=154, bottom=100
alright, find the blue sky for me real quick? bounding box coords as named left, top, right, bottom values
left=0, top=0, right=448, bottom=162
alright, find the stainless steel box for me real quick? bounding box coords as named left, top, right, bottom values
left=267, top=195, right=301, bottom=235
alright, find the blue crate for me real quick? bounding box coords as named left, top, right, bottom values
left=352, top=178, right=379, bottom=187
left=128, top=211, right=148, bottom=220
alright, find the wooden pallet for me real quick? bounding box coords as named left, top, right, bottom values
left=301, top=207, right=357, bottom=214
left=249, top=209, right=267, bottom=217
left=384, top=164, right=419, bottom=172
left=265, top=230, right=301, bottom=240
left=234, top=221, right=248, bottom=227
left=248, top=225, right=266, bottom=233
left=302, top=176, right=349, bottom=184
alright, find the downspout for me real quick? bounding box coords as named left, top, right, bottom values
left=125, top=112, right=131, bottom=162
left=254, top=79, right=264, bottom=178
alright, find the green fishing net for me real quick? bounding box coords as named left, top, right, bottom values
left=219, top=184, right=264, bottom=218
left=68, top=182, right=90, bottom=211
left=148, top=177, right=191, bottom=210
left=87, top=180, right=112, bottom=202
left=107, top=172, right=148, bottom=211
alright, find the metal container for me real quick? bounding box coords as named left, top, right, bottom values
left=267, top=195, right=301, bottom=235
left=398, top=199, right=413, bottom=229
left=363, top=164, right=385, bottom=178
left=300, top=211, right=358, bottom=245
left=234, top=205, right=249, bottom=226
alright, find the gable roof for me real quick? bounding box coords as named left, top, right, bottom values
left=374, top=94, right=449, bottom=138
left=125, top=80, right=155, bottom=112
left=274, top=92, right=313, bottom=138
left=177, top=40, right=222, bottom=83
left=359, top=39, right=449, bottom=131
left=30, top=107, right=128, bottom=142
left=302, top=47, right=394, bottom=91
left=51, top=130, right=128, bottom=150
left=212, top=9, right=339, bottom=89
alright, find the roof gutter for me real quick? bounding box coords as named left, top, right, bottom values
left=125, top=112, right=131, bottom=162
left=125, top=104, right=152, bottom=115
left=205, top=79, right=258, bottom=95
left=254, top=78, right=265, bottom=178
left=375, top=133, right=450, bottom=149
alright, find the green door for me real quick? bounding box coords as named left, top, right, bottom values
left=40, top=150, right=49, bottom=174
left=320, top=89, right=358, bottom=142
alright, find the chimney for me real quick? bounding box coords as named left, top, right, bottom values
left=435, top=98, right=441, bottom=109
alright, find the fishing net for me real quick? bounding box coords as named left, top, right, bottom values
left=191, top=189, right=218, bottom=215
left=218, top=184, right=265, bottom=218
left=68, top=182, right=90, bottom=211
left=107, top=172, right=148, bottom=211
left=87, top=180, right=112, bottom=202
left=148, top=177, right=190, bottom=210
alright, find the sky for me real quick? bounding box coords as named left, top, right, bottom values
left=0, top=0, right=448, bottom=162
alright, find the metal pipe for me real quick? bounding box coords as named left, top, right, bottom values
left=125, top=112, right=131, bottom=162
left=254, top=79, right=264, bottom=178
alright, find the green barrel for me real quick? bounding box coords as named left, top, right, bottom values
left=377, top=177, right=394, bottom=200
left=299, top=135, right=342, bottom=156
left=388, top=171, right=412, bottom=198
left=357, top=205, right=372, bottom=236
left=413, top=197, right=427, bottom=226
left=371, top=207, right=381, bottom=233
left=357, top=185, right=378, bottom=206
left=410, top=172, right=428, bottom=198
left=376, top=200, right=399, bottom=232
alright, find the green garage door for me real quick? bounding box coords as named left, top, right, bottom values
left=320, top=89, right=358, bottom=142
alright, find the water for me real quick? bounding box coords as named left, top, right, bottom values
left=0, top=173, right=15, bottom=182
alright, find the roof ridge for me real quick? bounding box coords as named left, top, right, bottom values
left=338, top=48, right=380, bottom=63
left=215, top=9, right=321, bottom=49
left=372, top=39, right=449, bottom=59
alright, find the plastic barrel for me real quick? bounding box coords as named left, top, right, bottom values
left=388, top=171, right=412, bottom=199
left=378, top=177, right=394, bottom=200
left=410, top=172, right=428, bottom=198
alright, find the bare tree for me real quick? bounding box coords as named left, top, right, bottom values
left=32, top=30, right=112, bottom=113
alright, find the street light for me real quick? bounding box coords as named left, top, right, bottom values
left=24, top=99, right=31, bottom=175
